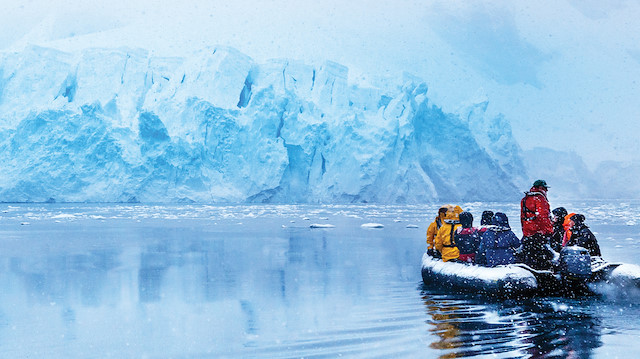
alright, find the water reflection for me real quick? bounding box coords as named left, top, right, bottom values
left=0, top=202, right=638, bottom=358
left=138, top=251, right=168, bottom=302
left=9, top=250, right=121, bottom=307
left=422, top=290, right=604, bottom=358
left=519, top=301, right=602, bottom=359
left=0, top=220, right=418, bottom=357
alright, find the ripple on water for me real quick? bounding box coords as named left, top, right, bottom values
left=422, top=296, right=536, bottom=357
left=237, top=284, right=428, bottom=358
left=417, top=291, right=621, bottom=358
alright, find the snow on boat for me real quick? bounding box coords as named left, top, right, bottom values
left=421, top=252, right=538, bottom=297
left=587, top=257, right=640, bottom=298
left=422, top=246, right=640, bottom=298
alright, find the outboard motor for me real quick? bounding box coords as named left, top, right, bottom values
left=559, top=246, right=592, bottom=282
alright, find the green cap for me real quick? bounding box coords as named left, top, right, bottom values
left=533, top=179, right=549, bottom=188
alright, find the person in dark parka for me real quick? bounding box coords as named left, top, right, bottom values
left=550, top=207, right=568, bottom=252
left=478, top=210, right=494, bottom=235
left=481, top=211, right=494, bottom=226
left=454, top=211, right=481, bottom=263
left=565, top=214, right=601, bottom=256
left=520, top=180, right=554, bottom=269
left=476, top=212, right=521, bottom=267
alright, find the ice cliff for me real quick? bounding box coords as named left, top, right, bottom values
left=0, top=45, right=525, bottom=203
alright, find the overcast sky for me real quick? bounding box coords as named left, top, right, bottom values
left=3, top=0, right=640, bottom=168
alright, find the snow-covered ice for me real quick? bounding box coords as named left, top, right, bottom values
left=310, top=223, right=336, bottom=228
left=361, top=223, right=384, bottom=228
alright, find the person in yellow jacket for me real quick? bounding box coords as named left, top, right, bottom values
left=426, top=206, right=450, bottom=257
left=434, top=206, right=463, bottom=262
left=453, top=205, right=463, bottom=216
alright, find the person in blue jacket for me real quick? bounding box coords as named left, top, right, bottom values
left=475, top=212, right=521, bottom=267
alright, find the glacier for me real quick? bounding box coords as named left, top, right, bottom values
left=0, top=45, right=527, bottom=203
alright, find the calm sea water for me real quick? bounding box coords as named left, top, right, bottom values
left=0, top=202, right=639, bottom=358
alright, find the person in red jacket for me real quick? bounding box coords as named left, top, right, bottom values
left=520, top=179, right=554, bottom=269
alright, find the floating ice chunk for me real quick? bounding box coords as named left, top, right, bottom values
left=361, top=223, right=384, bottom=228
left=393, top=219, right=403, bottom=223
left=406, top=224, right=419, bottom=229
left=310, top=223, right=335, bottom=228
left=626, top=221, right=636, bottom=226
left=20, top=222, right=30, bottom=225
left=51, top=214, right=76, bottom=219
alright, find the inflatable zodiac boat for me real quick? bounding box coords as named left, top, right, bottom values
left=421, top=246, right=640, bottom=297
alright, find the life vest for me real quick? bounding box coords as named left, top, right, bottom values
left=441, top=219, right=460, bottom=248
left=520, top=192, right=539, bottom=222
left=562, top=213, right=576, bottom=246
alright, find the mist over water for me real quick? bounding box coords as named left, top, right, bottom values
left=0, top=202, right=638, bottom=358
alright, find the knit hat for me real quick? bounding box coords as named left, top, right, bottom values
left=481, top=210, right=494, bottom=226
left=459, top=211, right=474, bottom=228
left=552, top=207, right=567, bottom=220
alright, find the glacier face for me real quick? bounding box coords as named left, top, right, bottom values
left=0, top=45, right=525, bottom=203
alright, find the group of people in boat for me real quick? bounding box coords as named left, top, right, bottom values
left=426, top=179, right=601, bottom=270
